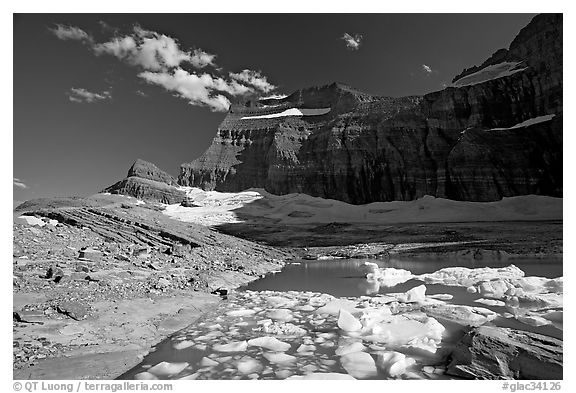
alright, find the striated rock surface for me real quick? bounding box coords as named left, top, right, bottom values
left=104, top=159, right=186, bottom=204
left=447, top=326, right=563, bottom=380
left=179, top=14, right=562, bottom=203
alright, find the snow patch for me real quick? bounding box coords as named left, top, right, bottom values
left=241, top=107, right=331, bottom=119
left=491, top=114, right=556, bottom=130
left=452, top=62, right=528, bottom=87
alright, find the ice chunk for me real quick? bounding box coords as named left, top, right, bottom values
left=247, top=336, right=291, bottom=352
left=200, top=357, right=219, bottom=367
left=267, top=309, right=293, bottom=321
left=475, top=298, right=506, bottom=307
left=338, top=309, right=362, bottom=332
left=263, top=352, right=297, bottom=365
left=236, top=357, right=263, bottom=375
left=423, top=304, right=497, bottom=327
left=297, top=344, right=316, bottom=352
left=147, top=361, right=189, bottom=377
left=288, top=373, right=356, bottom=380
left=335, top=342, right=366, bottom=356
left=172, top=340, right=194, bottom=350
left=316, top=299, right=360, bottom=316
left=396, top=285, right=426, bottom=303
left=134, top=372, right=158, bottom=380
left=340, top=352, right=377, bottom=379
left=226, top=309, right=256, bottom=317
left=417, top=265, right=525, bottom=288
left=366, top=267, right=413, bottom=288
left=376, top=351, right=414, bottom=377
left=428, top=294, right=453, bottom=301
left=212, top=341, right=248, bottom=352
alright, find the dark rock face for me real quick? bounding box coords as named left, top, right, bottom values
left=447, top=326, right=563, bottom=380
left=127, top=158, right=178, bottom=185
left=179, top=14, right=562, bottom=204
left=103, top=159, right=185, bottom=204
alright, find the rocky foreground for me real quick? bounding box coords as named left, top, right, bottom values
left=12, top=193, right=290, bottom=379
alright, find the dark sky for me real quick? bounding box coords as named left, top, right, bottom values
left=13, top=13, right=536, bottom=201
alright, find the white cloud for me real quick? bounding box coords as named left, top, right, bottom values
left=68, top=88, right=111, bottom=103
left=422, top=64, right=433, bottom=73
left=229, top=69, right=276, bottom=93
left=93, top=26, right=214, bottom=71
left=139, top=69, right=236, bottom=112
left=52, top=24, right=276, bottom=110
left=341, top=32, right=363, bottom=50
left=13, top=178, right=27, bottom=189
left=50, top=24, right=92, bottom=42
left=191, top=49, right=217, bottom=68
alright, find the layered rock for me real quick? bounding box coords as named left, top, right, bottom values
left=104, top=159, right=186, bottom=204
left=447, top=326, right=563, bottom=380
left=179, top=14, right=562, bottom=204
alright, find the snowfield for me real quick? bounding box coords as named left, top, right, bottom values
left=451, top=62, right=528, bottom=87
left=241, top=107, right=331, bottom=120
left=491, top=114, right=556, bottom=130
left=162, top=187, right=562, bottom=227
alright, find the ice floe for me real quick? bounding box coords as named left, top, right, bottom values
left=247, top=336, right=291, bottom=352
left=340, top=352, right=378, bottom=378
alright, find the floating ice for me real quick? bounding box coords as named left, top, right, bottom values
left=147, top=361, right=188, bottom=377
left=417, top=265, right=525, bottom=288
left=335, top=342, right=366, bottom=356
left=475, top=298, right=506, bottom=307
left=376, top=351, right=415, bottom=377
left=287, top=373, right=356, bottom=380
left=340, top=352, right=377, bottom=379
left=212, top=341, right=248, bottom=352
left=226, top=309, right=256, bottom=317
left=262, top=352, right=296, bottom=365
left=236, top=357, right=263, bottom=375
left=366, top=267, right=413, bottom=288
left=247, top=336, right=291, bottom=352
left=338, top=309, right=362, bottom=332
left=395, top=285, right=426, bottom=303
left=172, top=340, right=194, bottom=350
left=316, top=299, right=360, bottom=316
left=134, top=372, right=158, bottom=380
left=423, top=304, right=497, bottom=327
left=200, top=357, right=219, bottom=367
left=267, top=309, right=293, bottom=321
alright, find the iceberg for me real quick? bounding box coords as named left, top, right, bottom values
left=212, top=341, right=248, bottom=353
left=340, top=352, right=378, bottom=379
left=147, top=361, right=189, bottom=377
left=247, top=336, right=291, bottom=352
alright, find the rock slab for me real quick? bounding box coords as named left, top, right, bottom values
left=446, top=326, right=562, bottom=380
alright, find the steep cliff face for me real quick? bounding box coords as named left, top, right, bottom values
left=179, top=13, right=562, bottom=204
left=104, top=159, right=186, bottom=204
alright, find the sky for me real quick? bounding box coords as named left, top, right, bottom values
left=13, top=13, right=537, bottom=202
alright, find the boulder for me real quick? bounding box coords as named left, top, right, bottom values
left=446, top=326, right=563, bottom=380
left=57, top=301, right=88, bottom=320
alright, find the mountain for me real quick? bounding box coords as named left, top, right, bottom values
left=105, top=14, right=562, bottom=205
left=103, top=159, right=186, bottom=204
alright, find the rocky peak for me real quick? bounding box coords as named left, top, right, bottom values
left=127, top=159, right=177, bottom=186
left=452, top=13, right=561, bottom=83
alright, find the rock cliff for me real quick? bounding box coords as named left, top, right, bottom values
left=178, top=13, right=562, bottom=204
left=103, top=159, right=186, bottom=204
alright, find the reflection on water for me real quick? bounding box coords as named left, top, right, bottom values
left=243, top=257, right=562, bottom=297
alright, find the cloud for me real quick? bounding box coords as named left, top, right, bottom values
left=68, top=88, right=111, bottom=103
left=13, top=178, right=28, bottom=189
left=93, top=26, right=215, bottom=71
left=341, top=32, right=363, bottom=50
left=139, top=68, right=270, bottom=112
left=422, top=64, right=433, bottom=74
left=229, top=70, right=276, bottom=93
left=50, top=24, right=92, bottom=43
left=53, top=24, right=276, bottom=110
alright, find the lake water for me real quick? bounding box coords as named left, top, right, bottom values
left=118, top=257, right=562, bottom=380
